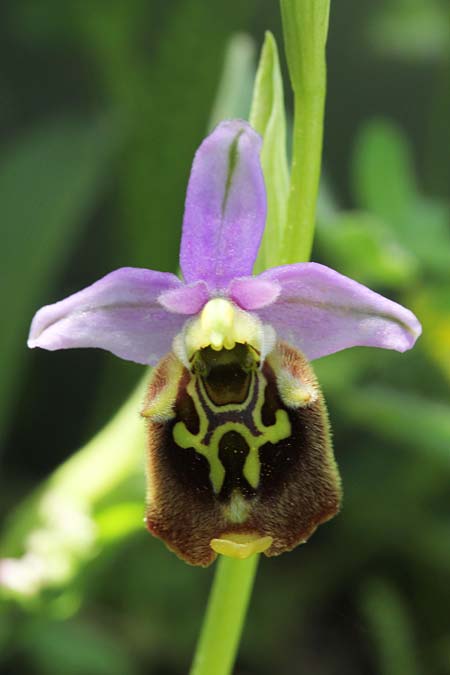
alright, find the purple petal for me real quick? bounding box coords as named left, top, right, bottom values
left=28, top=268, right=186, bottom=365
left=256, top=263, right=422, bottom=360
left=158, top=280, right=210, bottom=314
left=228, top=276, right=281, bottom=310
left=180, top=120, right=266, bottom=289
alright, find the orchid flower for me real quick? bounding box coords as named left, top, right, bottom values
left=28, top=120, right=421, bottom=566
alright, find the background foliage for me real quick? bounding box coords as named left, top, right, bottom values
left=1, top=0, right=449, bottom=673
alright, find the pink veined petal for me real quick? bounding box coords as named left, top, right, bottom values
left=256, top=263, right=422, bottom=360
left=228, top=276, right=281, bottom=310
left=28, top=268, right=186, bottom=365
left=158, top=280, right=210, bottom=314
left=180, top=120, right=267, bottom=289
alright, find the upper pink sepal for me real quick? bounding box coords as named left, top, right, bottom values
left=180, top=120, right=266, bottom=290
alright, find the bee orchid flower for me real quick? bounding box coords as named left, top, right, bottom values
left=28, top=120, right=421, bottom=566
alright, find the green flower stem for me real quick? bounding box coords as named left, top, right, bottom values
left=279, top=0, right=330, bottom=263
left=190, top=554, right=259, bottom=675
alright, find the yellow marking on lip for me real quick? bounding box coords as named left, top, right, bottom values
left=173, top=371, right=291, bottom=494
left=210, top=532, right=273, bottom=559
left=173, top=409, right=291, bottom=493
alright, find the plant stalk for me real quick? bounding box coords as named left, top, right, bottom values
left=189, top=554, right=259, bottom=675
left=280, top=0, right=330, bottom=263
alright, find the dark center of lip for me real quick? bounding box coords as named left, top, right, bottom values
left=193, top=344, right=257, bottom=406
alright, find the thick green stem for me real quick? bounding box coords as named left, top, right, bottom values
left=279, top=0, right=330, bottom=263
left=190, top=555, right=259, bottom=675
left=284, top=91, right=326, bottom=262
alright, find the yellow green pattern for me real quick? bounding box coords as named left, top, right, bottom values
left=172, top=368, right=291, bottom=493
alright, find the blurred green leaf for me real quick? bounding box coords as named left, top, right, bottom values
left=315, top=175, right=338, bottom=224
left=0, top=378, right=146, bottom=599
left=403, top=197, right=450, bottom=278
left=0, top=116, right=121, bottom=438
left=250, top=31, right=289, bottom=273
left=76, top=0, right=256, bottom=273
left=0, top=612, right=10, bottom=653
left=410, top=284, right=450, bottom=383
left=368, top=0, right=450, bottom=63
left=208, top=33, right=256, bottom=130
left=352, top=119, right=417, bottom=227
left=96, top=502, right=143, bottom=543
left=435, top=634, right=450, bottom=674
left=339, top=385, right=450, bottom=464
left=314, top=348, right=374, bottom=394
left=361, top=579, right=421, bottom=675
left=352, top=119, right=450, bottom=278
left=316, top=210, right=418, bottom=289
left=408, top=517, right=450, bottom=574
left=23, top=618, right=137, bottom=675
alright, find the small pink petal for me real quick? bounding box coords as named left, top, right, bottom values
left=228, top=276, right=281, bottom=310
left=158, top=280, right=210, bottom=314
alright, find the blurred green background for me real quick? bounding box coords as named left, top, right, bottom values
left=1, top=0, right=449, bottom=673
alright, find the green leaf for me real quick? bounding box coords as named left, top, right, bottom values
left=96, top=502, right=143, bottom=542
left=352, top=119, right=450, bottom=278
left=79, top=0, right=258, bottom=273
left=23, top=618, right=137, bottom=675
left=368, top=0, right=450, bottom=63
left=0, top=378, right=146, bottom=600
left=0, top=117, right=121, bottom=437
left=208, top=33, right=256, bottom=130
left=339, top=385, right=450, bottom=465
left=352, top=119, right=417, bottom=227
left=402, top=197, right=450, bottom=277
left=361, top=579, right=421, bottom=675
left=316, top=210, right=419, bottom=289
left=250, top=31, right=289, bottom=273
left=411, top=284, right=450, bottom=383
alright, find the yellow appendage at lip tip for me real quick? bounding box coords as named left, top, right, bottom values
left=210, top=533, right=273, bottom=559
